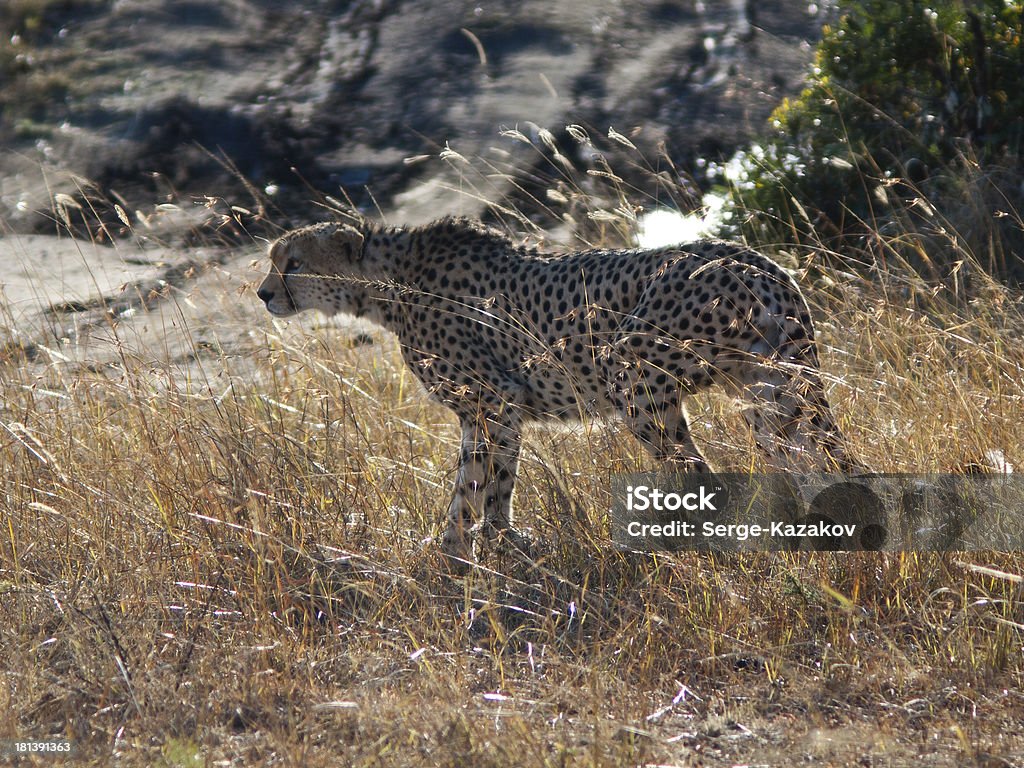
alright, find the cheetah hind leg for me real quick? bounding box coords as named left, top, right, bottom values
left=737, top=363, right=862, bottom=475
left=630, top=399, right=713, bottom=474
left=602, top=352, right=713, bottom=474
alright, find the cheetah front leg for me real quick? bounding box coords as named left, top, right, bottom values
left=441, top=407, right=528, bottom=566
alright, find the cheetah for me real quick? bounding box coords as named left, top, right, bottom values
left=257, top=216, right=861, bottom=562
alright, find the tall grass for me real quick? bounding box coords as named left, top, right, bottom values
left=1, top=143, right=1023, bottom=765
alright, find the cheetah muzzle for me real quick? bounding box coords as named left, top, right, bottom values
left=258, top=216, right=862, bottom=566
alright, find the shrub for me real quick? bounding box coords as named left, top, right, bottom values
left=729, top=0, right=1024, bottom=276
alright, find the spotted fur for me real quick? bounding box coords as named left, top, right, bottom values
left=258, top=216, right=861, bottom=561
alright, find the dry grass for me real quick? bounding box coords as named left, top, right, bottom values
left=2, top=153, right=1024, bottom=767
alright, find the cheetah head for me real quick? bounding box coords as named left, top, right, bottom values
left=257, top=222, right=366, bottom=318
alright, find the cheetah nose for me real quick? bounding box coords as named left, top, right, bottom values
left=257, top=287, right=274, bottom=304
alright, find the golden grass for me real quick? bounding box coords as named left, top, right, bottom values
left=1, top=158, right=1023, bottom=766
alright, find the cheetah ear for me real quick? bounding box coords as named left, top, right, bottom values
left=268, top=237, right=284, bottom=261
left=329, top=225, right=366, bottom=261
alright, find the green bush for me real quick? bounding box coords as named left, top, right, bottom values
left=729, top=0, right=1024, bottom=265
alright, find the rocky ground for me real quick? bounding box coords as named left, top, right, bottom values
left=1, top=0, right=829, bottom=225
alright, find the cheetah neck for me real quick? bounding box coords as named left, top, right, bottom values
left=355, top=218, right=536, bottom=329
left=349, top=226, right=416, bottom=328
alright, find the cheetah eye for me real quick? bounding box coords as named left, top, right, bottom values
left=283, top=258, right=302, bottom=275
